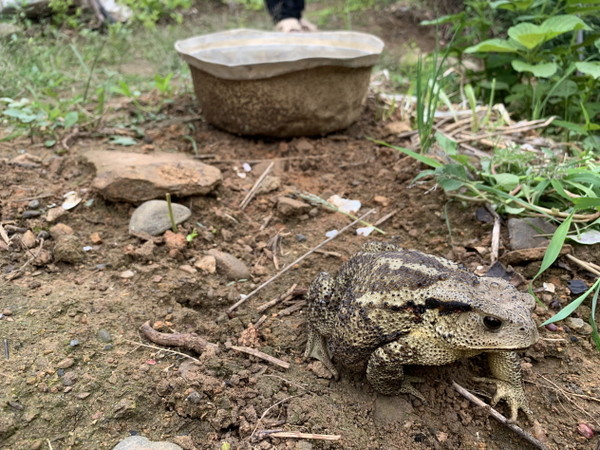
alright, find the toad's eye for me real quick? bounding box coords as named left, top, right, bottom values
left=483, top=316, right=503, bottom=330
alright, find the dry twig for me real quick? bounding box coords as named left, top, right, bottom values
left=256, top=430, right=342, bottom=441
left=227, top=210, right=375, bottom=313
left=226, top=343, right=290, bottom=369
left=240, top=161, right=274, bottom=210
left=256, top=284, right=299, bottom=313
left=139, top=321, right=219, bottom=355
left=122, top=338, right=201, bottom=364
left=565, top=254, right=600, bottom=277
left=452, top=381, right=549, bottom=450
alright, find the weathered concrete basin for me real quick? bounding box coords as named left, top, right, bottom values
left=175, top=29, right=384, bottom=137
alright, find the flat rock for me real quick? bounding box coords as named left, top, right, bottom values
left=112, top=435, right=182, bottom=450
left=84, top=150, right=222, bottom=203
left=207, top=249, right=250, bottom=280
left=508, top=218, right=556, bottom=250
left=277, top=197, right=311, bottom=216
left=129, top=200, right=192, bottom=236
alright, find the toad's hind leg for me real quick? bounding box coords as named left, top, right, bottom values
left=366, top=342, right=425, bottom=400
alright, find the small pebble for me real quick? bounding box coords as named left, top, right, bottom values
left=28, top=199, right=40, bottom=209
left=549, top=299, right=561, bottom=310
left=37, top=230, right=50, bottom=240
left=97, top=329, right=112, bottom=343
left=57, top=368, right=65, bottom=377
left=295, top=233, right=307, bottom=242
left=120, top=270, right=135, bottom=279
left=568, top=279, right=588, bottom=295
left=96, top=264, right=107, bottom=270
left=545, top=323, right=558, bottom=332
left=56, top=358, right=75, bottom=369
left=22, top=210, right=42, bottom=219
left=61, top=371, right=78, bottom=386
left=577, top=423, right=595, bottom=439
left=69, top=339, right=80, bottom=347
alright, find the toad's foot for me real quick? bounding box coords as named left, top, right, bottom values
left=474, top=377, right=533, bottom=422
left=305, top=328, right=338, bottom=380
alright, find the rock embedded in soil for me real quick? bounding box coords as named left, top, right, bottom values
left=97, top=329, right=113, bottom=342
left=112, top=435, right=183, bottom=450
left=22, top=209, right=42, bottom=219
left=508, top=217, right=556, bottom=250
left=206, top=249, right=251, bottom=280
left=276, top=196, right=311, bottom=216
left=164, top=231, right=187, bottom=251
left=194, top=255, right=217, bottom=273
left=84, top=150, right=222, bottom=203
left=49, top=223, right=74, bottom=240
left=46, top=206, right=66, bottom=223
left=53, top=234, right=85, bottom=264
left=129, top=200, right=191, bottom=236
left=20, top=230, right=37, bottom=248
left=565, top=317, right=593, bottom=335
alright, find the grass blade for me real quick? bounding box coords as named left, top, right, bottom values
left=368, top=139, right=442, bottom=168
left=541, top=278, right=600, bottom=325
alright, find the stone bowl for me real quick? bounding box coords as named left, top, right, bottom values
left=175, top=29, right=384, bottom=137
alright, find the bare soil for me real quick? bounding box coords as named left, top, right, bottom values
left=1, top=6, right=600, bottom=450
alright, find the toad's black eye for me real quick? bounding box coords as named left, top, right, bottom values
left=483, top=316, right=503, bottom=330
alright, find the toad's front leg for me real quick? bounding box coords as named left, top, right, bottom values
left=366, top=340, right=425, bottom=400
left=474, top=351, right=533, bottom=422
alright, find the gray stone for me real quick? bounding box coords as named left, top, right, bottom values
left=206, top=249, right=251, bottom=280
left=565, top=317, right=593, bottom=335
left=508, top=217, right=557, bottom=250
left=84, top=150, right=222, bottom=203
left=112, top=435, right=182, bottom=450
left=129, top=200, right=191, bottom=236
left=97, top=329, right=113, bottom=343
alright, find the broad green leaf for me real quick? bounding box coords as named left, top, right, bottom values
left=508, top=23, right=546, bottom=49
left=3, top=108, right=38, bottom=123
left=110, top=136, right=137, bottom=146
left=531, top=213, right=574, bottom=284
left=541, top=15, right=591, bottom=40
left=567, top=229, right=600, bottom=245
left=464, top=39, right=521, bottom=53
left=435, top=132, right=457, bottom=155
left=421, top=13, right=464, bottom=26
left=491, top=0, right=534, bottom=10
left=503, top=205, right=526, bottom=214
left=63, top=111, right=78, bottom=129
left=571, top=197, right=600, bottom=209
left=437, top=164, right=469, bottom=192
left=491, top=173, right=520, bottom=191
left=553, top=119, right=588, bottom=134
left=575, top=61, right=600, bottom=79
left=541, top=279, right=600, bottom=325
left=512, top=60, right=558, bottom=77
left=44, top=140, right=56, bottom=148
left=368, top=139, right=443, bottom=168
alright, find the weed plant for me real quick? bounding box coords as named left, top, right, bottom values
left=424, top=0, right=600, bottom=144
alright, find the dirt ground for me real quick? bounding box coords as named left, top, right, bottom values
left=1, top=5, right=600, bottom=450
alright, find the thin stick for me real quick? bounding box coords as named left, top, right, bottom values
left=256, top=283, right=298, bottom=313
left=485, top=204, right=501, bottom=263
left=251, top=396, right=298, bottom=439
left=565, top=254, right=600, bottom=277
left=0, top=224, right=10, bottom=245
left=452, top=381, right=549, bottom=450
left=3, top=339, right=9, bottom=360
left=165, top=193, right=177, bottom=233
left=240, top=162, right=274, bottom=209
left=226, top=344, right=290, bottom=369
left=122, top=338, right=201, bottom=364
left=227, top=210, right=375, bottom=313
left=258, top=430, right=342, bottom=441
left=374, top=209, right=398, bottom=227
